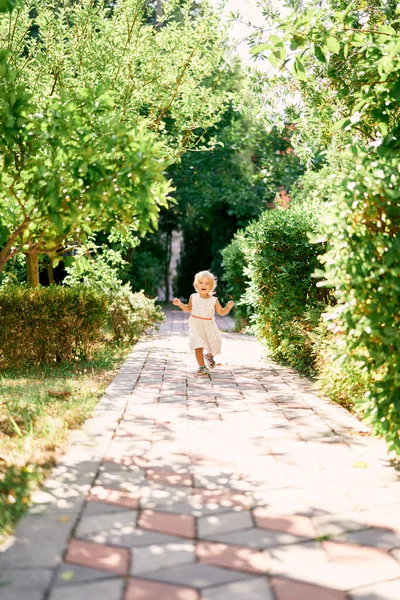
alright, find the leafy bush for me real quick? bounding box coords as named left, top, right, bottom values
left=220, top=231, right=251, bottom=329
left=239, top=203, right=330, bottom=373
left=64, top=242, right=164, bottom=343
left=109, top=289, right=164, bottom=343
left=319, top=151, right=400, bottom=454
left=0, top=285, right=108, bottom=366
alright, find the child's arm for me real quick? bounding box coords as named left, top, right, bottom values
left=172, top=295, right=192, bottom=313
left=215, top=299, right=234, bottom=316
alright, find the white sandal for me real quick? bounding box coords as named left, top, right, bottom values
left=197, top=366, right=209, bottom=376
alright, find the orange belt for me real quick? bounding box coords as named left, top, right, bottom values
left=190, top=314, right=213, bottom=321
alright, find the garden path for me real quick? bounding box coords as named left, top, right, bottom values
left=1, top=309, right=400, bottom=600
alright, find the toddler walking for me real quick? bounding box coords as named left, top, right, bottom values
left=172, top=270, right=234, bottom=375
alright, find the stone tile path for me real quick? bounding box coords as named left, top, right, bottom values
left=1, top=309, right=400, bottom=599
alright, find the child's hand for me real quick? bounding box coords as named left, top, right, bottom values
left=172, top=298, right=181, bottom=306
left=227, top=300, right=235, bottom=309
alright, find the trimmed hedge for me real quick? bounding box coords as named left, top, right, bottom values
left=223, top=203, right=330, bottom=374
left=109, top=288, right=164, bottom=343
left=0, top=285, right=109, bottom=366
left=319, top=151, right=400, bottom=454
left=220, top=231, right=251, bottom=329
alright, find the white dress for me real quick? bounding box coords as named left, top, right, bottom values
left=188, top=293, right=222, bottom=356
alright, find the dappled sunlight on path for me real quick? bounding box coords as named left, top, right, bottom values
left=1, top=310, right=400, bottom=599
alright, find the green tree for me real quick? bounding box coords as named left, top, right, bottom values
left=0, top=60, right=170, bottom=286
left=0, top=0, right=234, bottom=283
left=170, top=103, right=303, bottom=299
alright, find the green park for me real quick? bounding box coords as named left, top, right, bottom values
left=0, top=1, right=399, bottom=598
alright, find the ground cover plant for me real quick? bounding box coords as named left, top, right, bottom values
left=0, top=346, right=128, bottom=543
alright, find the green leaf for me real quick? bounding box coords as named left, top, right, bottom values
left=249, top=43, right=270, bottom=56
left=267, top=53, right=279, bottom=68
left=379, top=25, right=396, bottom=36
left=293, top=58, right=307, bottom=81
left=326, top=36, right=340, bottom=54
left=391, top=80, right=400, bottom=100
left=268, top=34, right=283, bottom=46
left=331, top=117, right=351, bottom=132
left=314, top=45, right=326, bottom=63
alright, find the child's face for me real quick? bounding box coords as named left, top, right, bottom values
left=196, top=277, right=213, bottom=295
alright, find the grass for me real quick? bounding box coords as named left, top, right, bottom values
left=0, top=344, right=130, bottom=544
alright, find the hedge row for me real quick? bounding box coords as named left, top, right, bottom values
left=0, top=285, right=163, bottom=367
left=222, top=170, right=400, bottom=454
left=0, top=285, right=108, bottom=366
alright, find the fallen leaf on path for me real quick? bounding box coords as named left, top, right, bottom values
left=56, top=515, right=71, bottom=523
left=58, top=571, right=75, bottom=581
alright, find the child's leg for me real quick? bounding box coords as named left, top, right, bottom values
left=195, top=348, right=205, bottom=367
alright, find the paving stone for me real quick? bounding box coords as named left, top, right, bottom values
left=154, top=500, right=238, bottom=518
left=140, top=482, right=192, bottom=508
left=88, top=485, right=140, bottom=509
left=392, top=547, right=400, bottom=561
left=65, top=539, right=129, bottom=575
left=201, top=577, right=274, bottom=600
left=55, top=562, right=119, bottom=586
left=198, top=510, right=253, bottom=537
left=263, top=540, right=328, bottom=575
left=349, top=578, right=400, bottom=599
left=192, top=488, right=252, bottom=509
left=48, top=578, right=125, bottom=600
left=0, top=513, right=74, bottom=568
left=147, top=563, right=252, bottom=588
left=131, top=540, right=196, bottom=575
left=252, top=508, right=316, bottom=538
left=95, top=468, right=146, bottom=490
left=362, top=503, right=400, bottom=532
left=126, top=578, right=200, bottom=600
left=204, top=527, right=309, bottom=549
left=145, top=469, right=193, bottom=487
left=271, top=577, right=347, bottom=600
left=284, top=558, right=400, bottom=591
left=75, top=509, right=138, bottom=543
left=0, top=588, right=44, bottom=600
left=138, top=509, right=195, bottom=538
left=338, top=527, right=400, bottom=550
left=197, top=541, right=269, bottom=574
left=311, top=511, right=367, bottom=537
left=0, top=567, right=53, bottom=598
left=81, top=500, right=134, bottom=517
left=103, top=455, right=148, bottom=468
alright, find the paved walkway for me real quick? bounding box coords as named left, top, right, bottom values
left=1, top=310, right=400, bottom=600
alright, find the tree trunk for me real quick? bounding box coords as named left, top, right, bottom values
left=26, top=251, right=40, bottom=288
left=47, top=261, right=55, bottom=285
left=156, top=0, right=163, bottom=21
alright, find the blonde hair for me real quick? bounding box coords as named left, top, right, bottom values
left=193, top=270, right=217, bottom=296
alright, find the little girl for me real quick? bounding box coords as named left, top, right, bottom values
left=172, top=270, right=234, bottom=375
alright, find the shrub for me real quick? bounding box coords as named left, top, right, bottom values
left=64, top=243, right=164, bottom=343
left=240, top=202, right=330, bottom=373
left=0, top=285, right=108, bottom=367
left=109, top=288, right=164, bottom=343
left=319, top=151, right=400, bottom=454
left=220, top=231, right=251, bottom=329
